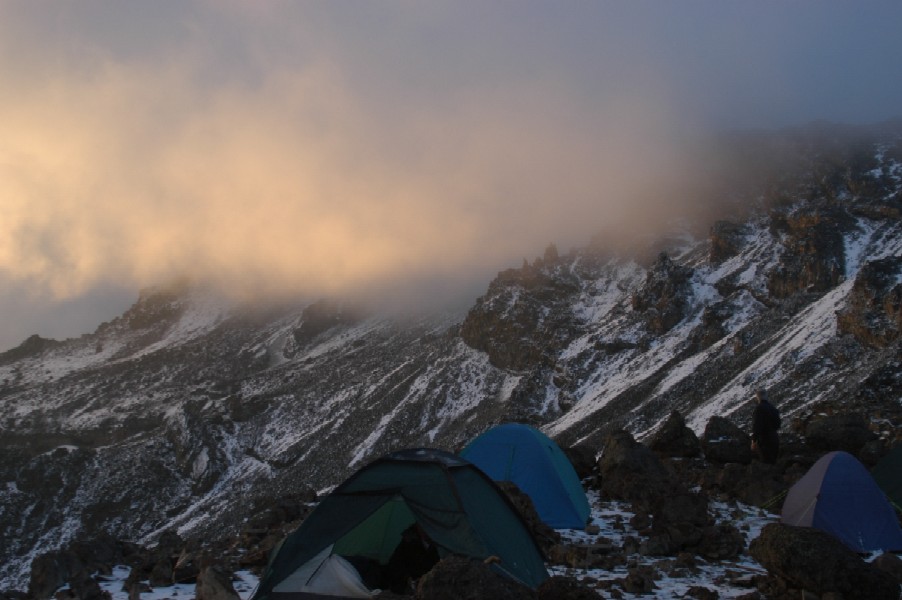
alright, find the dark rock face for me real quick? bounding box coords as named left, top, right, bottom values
left=702, top=417, right=753, bottom=465
left=292, top=299, right=365, bottom=349
left=692, top=301, right=733, bottom=350
left=709, top=220, right=747, bottom=263
left=0, top=335, right=61, bottom=367
left=766, top=207, right=848, bottom=299
left=460, top=249, right=580, bottom=371
left=652, top=491, right=710, bottom=531
left=837, top=257, right=902, bottom=348
left=749, top=523, right=899, bottom=600
left=120, top=280, right=191, bottom=331
left=122, top=530, right=187, bottom=590
left=630, top=253, right=694, bottom=334
left=803, top=412, right=875, bottom=454
left=415, top=556, right=536, bottom=600
left=649, top=411, right=701, bottom=458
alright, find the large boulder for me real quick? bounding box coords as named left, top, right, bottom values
left=649, top=411, right=701, bottom=458
left=28, top=534, right=141, bottom=600
left=495, top=481, right=560, bottom=553
left=696, top=524, right=745, bottom=560
left=749, top=523, right=899, bottom=600
left=873, top=552, right=902, bottom=586
left=702, top=417, right=753, bottom=464
left=194, top=566, right=240, bottom=600
left=803, top=412, right=876, bottom=454
left=415, top=556, right=536, bottom=600
left=711, top=461, right=787, bottom=508
left=596, top=430, right=679, bottom=512
left=124, top=530, right=184, bottom=589
left=29, top=552, right=85, bottom=600
left=562, top=444, right=597, bottom=480
left=536, top=576, right=601, bottom=600
left=640, top=490, right=713, bottom=557
left=56, top=571, right=108, bottom=600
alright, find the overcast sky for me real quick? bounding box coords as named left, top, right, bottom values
left=2, top=2, right=902, bottom=352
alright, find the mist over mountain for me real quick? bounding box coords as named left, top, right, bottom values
left=1, top=121, right=901, bottom=592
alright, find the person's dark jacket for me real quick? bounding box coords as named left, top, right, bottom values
left=752, top=398, right=781, bottom=463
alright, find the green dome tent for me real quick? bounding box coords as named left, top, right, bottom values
left=251, top=448, right=548, bottom=600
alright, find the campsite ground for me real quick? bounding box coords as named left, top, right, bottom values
left=91, top=490, right=781, bottom=600
left=548, top=491, right=777, bottom=598
left=97, top=568, right=259, bottom=600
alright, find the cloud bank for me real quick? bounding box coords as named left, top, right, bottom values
left=0, top=6, right=693, bottom=307
left=1, top=2, right=901, bottom=350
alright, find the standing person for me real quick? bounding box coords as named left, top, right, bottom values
left=751, top=389, right=781, bottom=464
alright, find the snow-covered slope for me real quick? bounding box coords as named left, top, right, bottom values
left=2, top=122, right=901, bottom=591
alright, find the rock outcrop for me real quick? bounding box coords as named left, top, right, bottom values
left=837, top=256, right=902, bottom=348
left=702, top=417, right=753, bottom=465
left=803, top=412, right=876, bottom=455
left=460, top=246, right=580, bottom=371
left=766, top=207, right=849, bottom=298
left=416, top=556, right=536, bottom=600
left=749, top=522, right=899, bottom=600
left=649, top=410, right=702, bottom=458
left=630, top=252, right=694, bottom=335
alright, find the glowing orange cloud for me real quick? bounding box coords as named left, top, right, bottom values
left=0, top=52, right=701, bottom=310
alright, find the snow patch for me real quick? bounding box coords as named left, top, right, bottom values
left=687, top=279, right=853, bottom=432
left=134, top=293, right=232, bottom=357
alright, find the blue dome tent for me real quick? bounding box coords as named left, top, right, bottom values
left=781, top=450, right=902, bottom=553
left=460, top=423, right=591, bottom=530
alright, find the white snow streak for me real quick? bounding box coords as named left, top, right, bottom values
left=687, top=279, right=852, bottom=432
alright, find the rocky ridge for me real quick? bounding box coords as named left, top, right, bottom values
left=1, top=121, right=901, bottom=594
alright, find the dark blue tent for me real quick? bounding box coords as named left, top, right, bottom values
left=460, top=423, right=590, bottom=529
left=781, top=451, right=902, bottom=553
